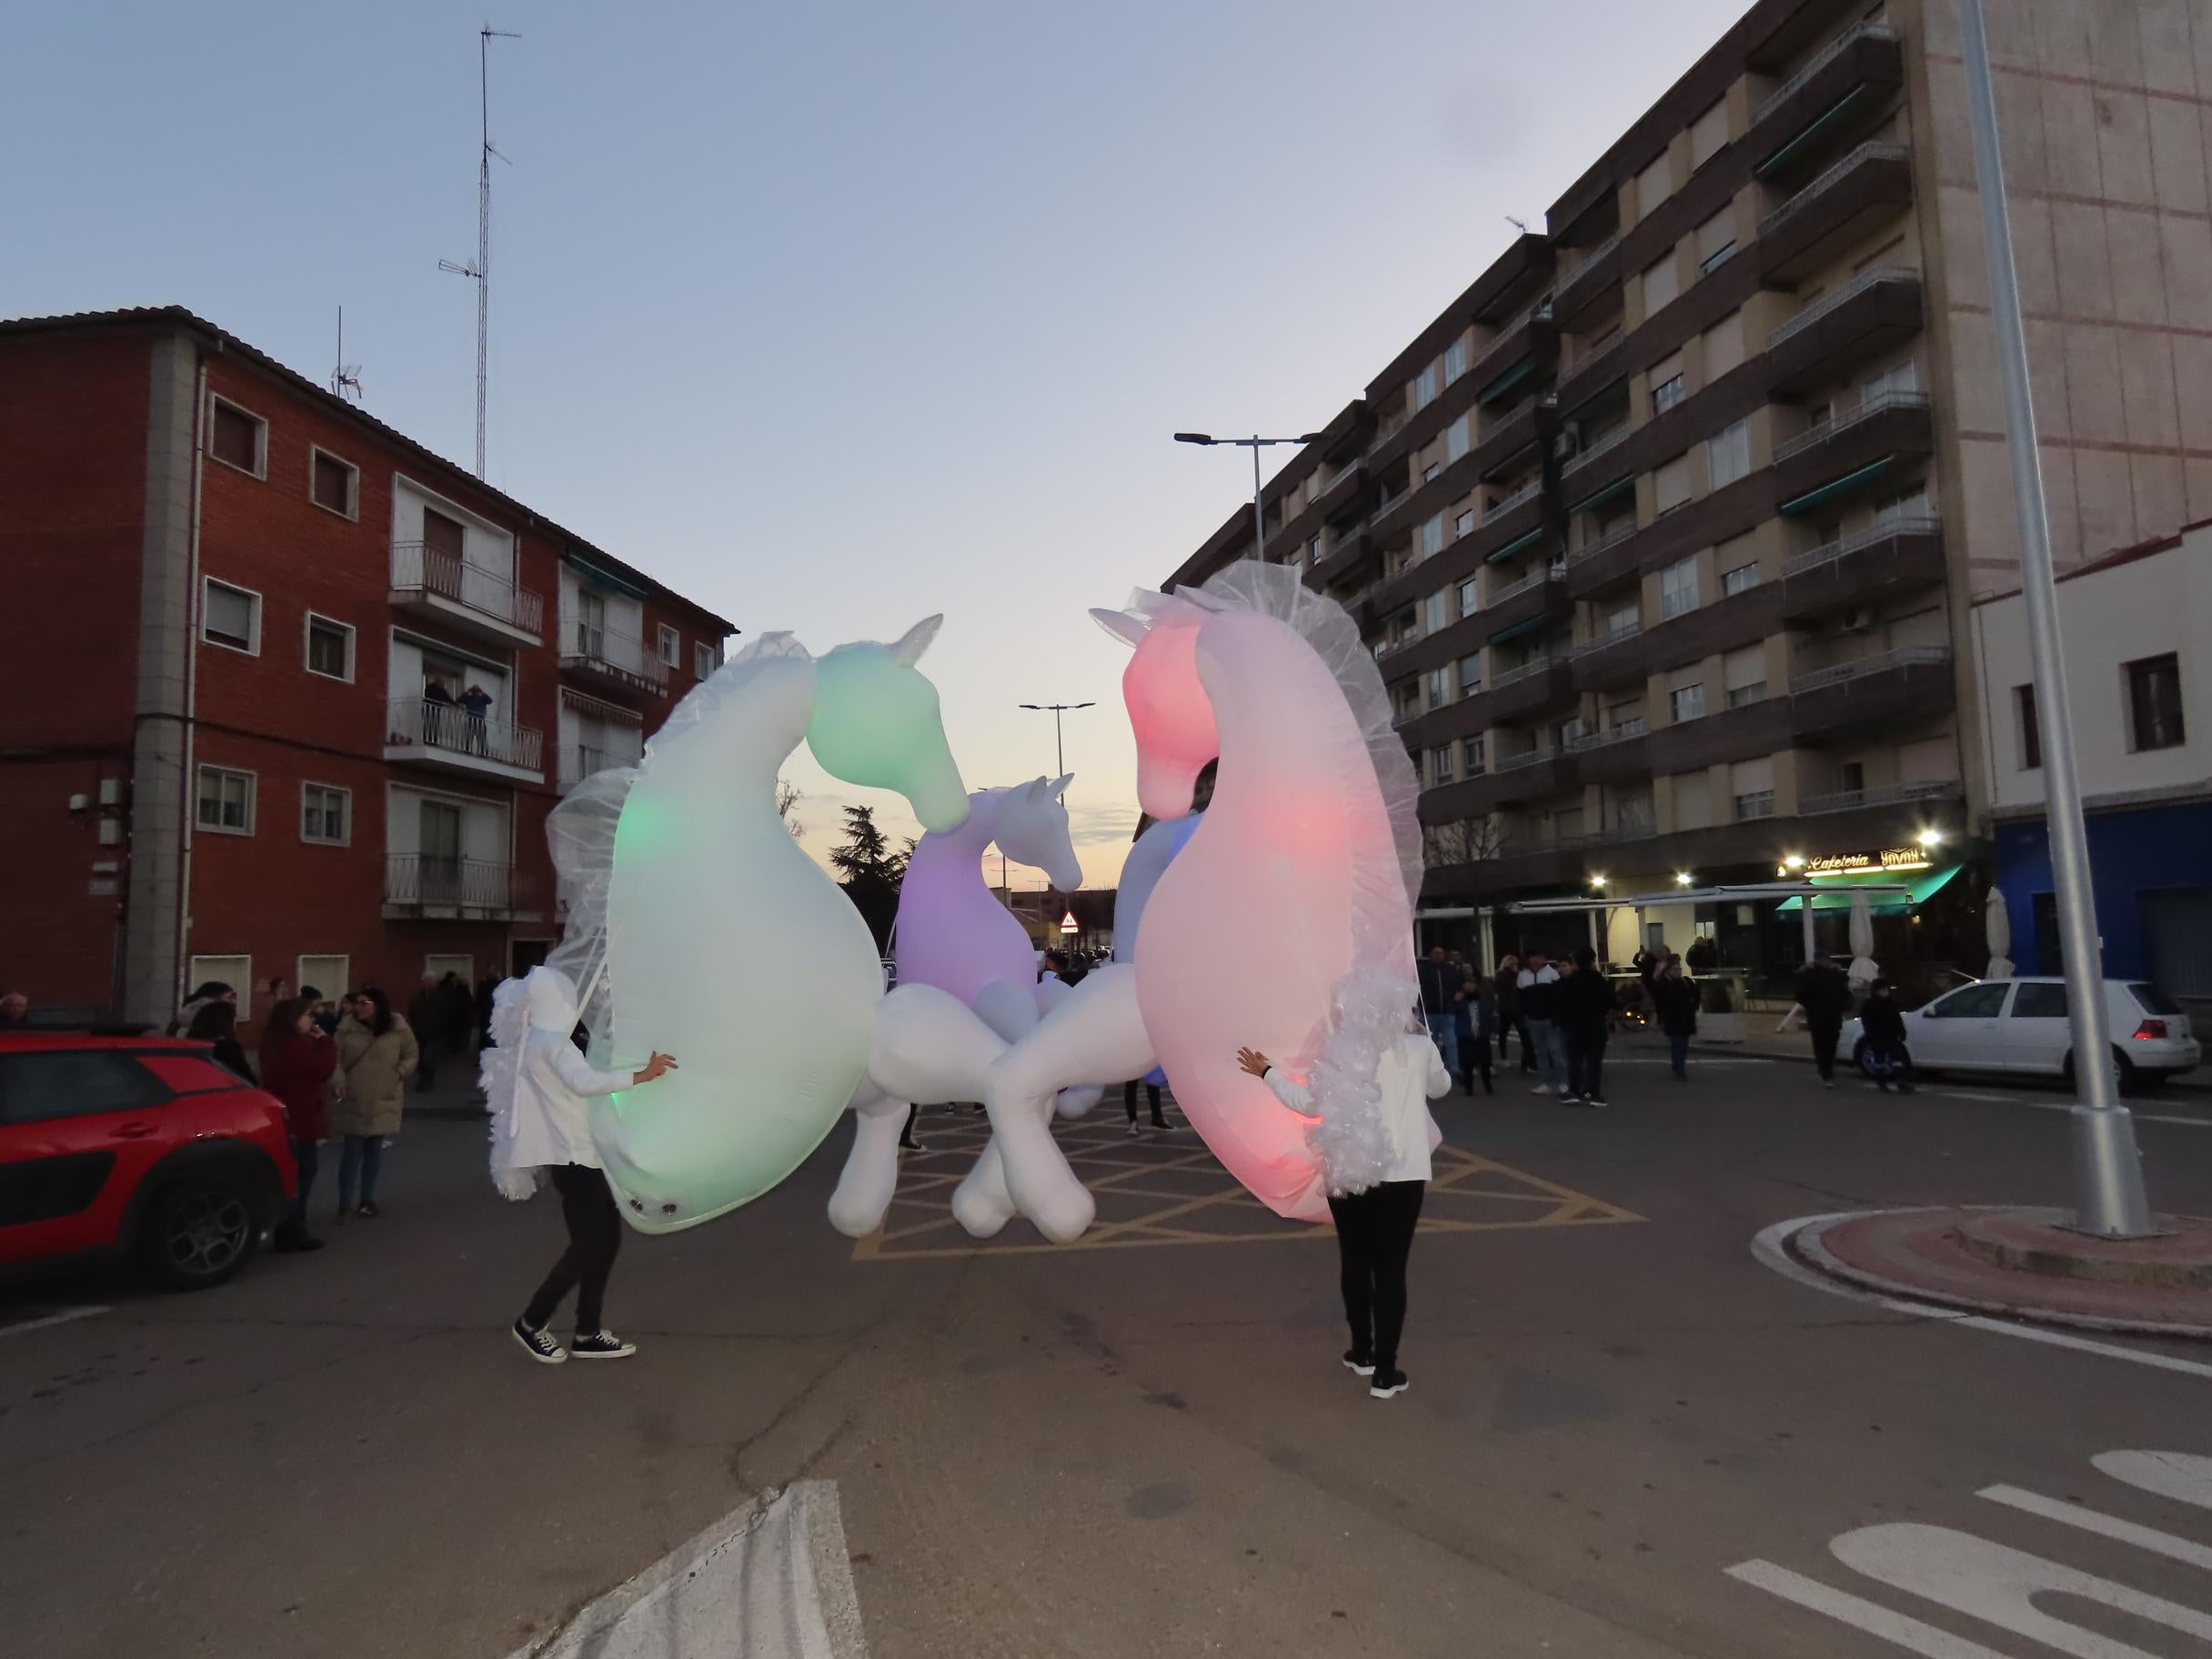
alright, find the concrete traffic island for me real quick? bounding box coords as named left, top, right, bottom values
left=1794, top=1206, right=2212, bottom=1338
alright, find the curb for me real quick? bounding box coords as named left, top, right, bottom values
left=1681, top=1038, right=2212, bottom=1097
left=1789, top=1209, right=2212, bottom=1342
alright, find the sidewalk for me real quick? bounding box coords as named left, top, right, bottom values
left=1653, top=1025, right=2212, bottom=1093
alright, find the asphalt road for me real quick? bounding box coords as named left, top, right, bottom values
left=5, top=1041, right=2211, bottom=1658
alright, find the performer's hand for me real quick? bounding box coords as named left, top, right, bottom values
left=1235, top=1047, right=1271, bottom=1079
left=634, top=1051, right=679, bottom=1084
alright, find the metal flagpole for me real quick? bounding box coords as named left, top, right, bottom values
left=1959, top=0, right=2150, bottom=1236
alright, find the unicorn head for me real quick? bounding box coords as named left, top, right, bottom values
left=992, top=774, right=1081, bottom=891
left=1091, top=593, right=1219, bottom=820
left=807, top=615, right=970, bottom=832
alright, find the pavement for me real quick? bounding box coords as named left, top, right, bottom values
left=7, top=1049, right=2212, bottom=1657
left=1684, top=1022, right=2212, bottom=1092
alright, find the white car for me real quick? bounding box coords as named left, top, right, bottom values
left=1843, top=977, right=2200, bottom=1091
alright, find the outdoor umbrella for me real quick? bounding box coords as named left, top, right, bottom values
left=1986, top=885, right=2014, bottom=979
left=1847, top=889, right=1879, bottom=989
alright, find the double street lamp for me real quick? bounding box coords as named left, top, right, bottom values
left=1173, top=430, right=1325, bottom=562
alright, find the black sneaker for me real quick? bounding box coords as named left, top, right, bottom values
left=571, top=1329, right=637, bottom=1360
left=1370, top=1369, right=1410, bottom=1400
left=512, top=1319, right=567, bottom=1364
left=1342, top=1350, right=1375, bottom=1377
left=1586, top=1095, right=1607, bottom=1109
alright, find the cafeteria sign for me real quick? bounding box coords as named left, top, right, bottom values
left=1779, top=845, right=1932, bottom=878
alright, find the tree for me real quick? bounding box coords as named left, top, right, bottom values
left=776, top=779, right=803, bottom=839
left=829, top=803, right=908, bottom=949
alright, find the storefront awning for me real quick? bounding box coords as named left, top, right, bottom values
left=1775, top=862, right=1962, bottom=912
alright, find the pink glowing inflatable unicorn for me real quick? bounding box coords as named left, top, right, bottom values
left=961, top=560, right=1423, bottom=1242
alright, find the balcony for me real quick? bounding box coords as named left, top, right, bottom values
left=1565, top=520, right=1641, bottom=598
left=1315, top=460, right=1371, bottom=525
left=1774, top=391, right=1934, bottom=512
left=1482, top=655, right=1576, bottom=724
left=1782, top=515, right=1944, bottom=621
left=1751, top=24, right=1905, bottom=182
left=1789, top=646, right=1955, bottom=743
left=558, top=617, right=673, bottom=699
left=1553, top=233, right=1623, bottom=328
left=1564, top=717, right=1651, bottom=784
left=1758, top=141, right=1914, bottom=285
left=1555, top=332, right=1627, bottom=414
left=1798, top=779, right=1963, bottom=817
left=1489, top=746, right=1577, bottom=806
left=1475, top=395, right=1549, bottom=480
left=1559, top=427, right=1634, bottom=504
left=558, top=744, right=643, bottom=792
left=1766, top=266, right=1924, bottom=396
left=388, top=542, right=544, bottom=648
left=1567, top=619, right=1645, bottom=689
left=1312, top=520, right=1378, bottom=591
left=1471, top=297, right=1556, bottom=406
left=383, top=854, right=539, bottom=920
left=383, top=696, right=545, bottom=783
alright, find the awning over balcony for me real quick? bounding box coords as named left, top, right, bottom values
left=1775, top=863, right=1962, bottom=911
left=1490, top=614, right=1550, bottom=646
left=1779, top=456, right=1895, bottom=516
left=565, top=549, right=652, bottom=599
left=1484, top=526, right=1550, bottom=564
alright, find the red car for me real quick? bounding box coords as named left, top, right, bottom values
left=0, top=1031, right=297, bottom=1291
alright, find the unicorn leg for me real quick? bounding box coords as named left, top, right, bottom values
left=985, top=963, right=1153, bottom=1244
left=953, top=980, right=1041, bottom=1239
left=829, top=1076, right=909, bottom=1239
left=1030, top=979, right=1107, bottom=1119
left=869, top=983, right=1007, bottom=1105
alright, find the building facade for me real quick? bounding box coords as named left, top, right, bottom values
left=0, top=307, right=735, bottom=1026
left=1973, top=519, right=2211, bottom=1008
left=1163, top=0, right=2212, bottom=975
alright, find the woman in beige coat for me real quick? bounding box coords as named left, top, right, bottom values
left=334, top=986, right=418, bottom=1219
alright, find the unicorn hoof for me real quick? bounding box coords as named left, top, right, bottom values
left=1054, top=1084, right=1103, bottom=1120
left=1028, top=1186, right=1097, bottom=1245
left=827, top=1187, right=891, bottom=1240
left=952, top=1174, right=1017, bottom=1239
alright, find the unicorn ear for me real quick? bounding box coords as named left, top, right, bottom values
left=1049, top=773, right=1072, bottom=799
left=889, top=615, right=942, bottom=666
left=1021, top=777, right=1049, bottom=801
left=1090, top=608, right=1147, bottom=648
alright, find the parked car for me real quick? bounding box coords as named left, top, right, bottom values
left=1841, top=977, right=2200, bottom=1092
left=0, top=1031, right=297, bottom=1290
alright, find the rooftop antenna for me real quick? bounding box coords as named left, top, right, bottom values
left=1505, top=215, right=1530, bottom=234
left=330, top=306, right=363, bottom=403
left=440, top=24, right=520, bottom=479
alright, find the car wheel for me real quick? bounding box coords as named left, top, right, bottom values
left=139, top=1173, right=257, bottom=1291
left=2061, top=1048, right=2139, bottom=1098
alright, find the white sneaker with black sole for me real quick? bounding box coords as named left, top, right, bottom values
left=571, top=1330, right=637, bottom=1360
left=513, top=1319, right=567, bottom=1364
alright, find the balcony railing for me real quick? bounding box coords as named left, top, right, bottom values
left=1557, top=233, right=1621, bottom=289
left=1758, top=141, right=1910, bottom=240
left=1567, top=620, right=1644, bottom=659
left=1773, top=389, right=1930, bottom=463
left=1488, top=654, right=1557, bottom=690
left=1785, top=514, right=1941, bottom=577
left=558, top=743, right=642, bottom=791
left=1568, top=520, right=1639, bottom=567
left=1799, top=779, right=1963, bottom=816
left=1485, top=478, right=1543, bottom=520
left=390, top=542, right=544, bottom=638
left=1788, top=645, right=1952, bottom=696
left=385, top=695, right=544, bottom=771
left=1767, top=265, right=1920, bottom=350
left=1491, top=560, right=1569, bottom=605
left=1566, top=717, right=1648, bottom=753
left=1560, top=426, right=1631, bottom=479
left=1753, top=22, right=1902, bottom=126
left=384, top=853, right=531, bottom=911
left=1472, top=297, right=1554, bottom=376
left=1560, top=331, right=1625, bottom=385
left=559, top=617, right=672, bottom=690
left=1493, top=743, right=1559, bottom=773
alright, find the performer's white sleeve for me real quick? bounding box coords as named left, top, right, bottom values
left=549, top=1041, right=635, bottom=1099
left=1262, top=1068, right=1313, bottom=1115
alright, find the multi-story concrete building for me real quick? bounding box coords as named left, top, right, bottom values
left=0, top=307, right=735, bottom=1025
left=1164, top=0, right=2212, bottom=971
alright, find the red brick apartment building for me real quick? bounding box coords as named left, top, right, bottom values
left=0, top=307, right=735, bottom=1026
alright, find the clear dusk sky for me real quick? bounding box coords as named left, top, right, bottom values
left=5, top=0, right=1749, bottom=889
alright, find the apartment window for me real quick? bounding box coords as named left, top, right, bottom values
left=694, top=641, right=716, bottom=680
left=1670, top=683, right=1707, bottom=723
left=1722, top=561, right=1760, bottom=597
left=1430, top=747, right=1455, bottom=787
left=657, top=624, right=680, bottom=667
left=1458, top=654, right=1482, bottom=697
left=300, top=783, right=351, bottom=846
left=196, top=765, right=255, bottom=835
left=1391, top=679, right=1422, bottom=720
left=1455, top=509, right=1475, bottom=538
left=1604, top=599, right=1639, bottom=637
left=1421, top=516, right=1445, bottom=559
left=1643, top=253, right=1680, bottom=316
left=1426, top=668, right=1452, bottom=709
left=1463, top=736, right=1487, bottom=775
left=304, top=613, right=354, bottom=681
left=1731, top=758, right=1774, bottom=820
left=1873, top=487, right=1932, bottom=527
left=1695, top=209, right=1737, bottom=276
left=1659, top=555, right=1700, bottom=619
left=1734, top=789, right=1776, bottom=820
left=1689, top=99, right=1729, bottom=169
left=1423, top=463, right=1441, bottom=484
left=1443, top=337, right=1470, bottom=385
left=1414, top=361, right=1442, bottom=410
left=1724, top=644, right=1769, bottom=708
left=2125, top=654, right=2185, bottom=751
left=310, top=448, right=358, bottom=518
left=1446, top=413, right=1473, bottom=465
left=1863, top=359, right=1919, bottom=404
left=208, top=397, right=265, bottom=476
left=1654, top=454, right=1693, bottom=516
left=1704, top=311, right=1746, bottom=379
left=1458, top=578, right=1480, bottom=617
left=1707, top=418, right=1752, bottom=489
left=1838, top=761, right=1866, bottom=796
left=1675, top=772, right=1713, bottom=829
left=1424, top=590, right=1449, bottom=635
left=202, top=578, right=260, bottom=654
left=2016, top=683, right=2041, bottom=769
left=1653, top=374, right=1686, bottom=415
left=1635, top=152, right=1673, bottom=219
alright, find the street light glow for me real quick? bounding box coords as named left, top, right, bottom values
left=1917, top=828, right=1946, bottom=848
left=1675, top=871, right=1694, bottom=887
left=1783, top=853, right=1805, bottom=870
left=1590, top=873, right=1607, bottom=889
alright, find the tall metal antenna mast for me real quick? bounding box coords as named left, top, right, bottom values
left=330, top=306, right=363, bottom=402
left=440, top=24, right=519, bottom=478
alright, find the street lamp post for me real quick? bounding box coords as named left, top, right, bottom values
left=1017, top=701, right=1093, bottom=778
left=1173, top=430, right=1325, bottom=562
left=1960, top=0, right=2150, bottom=1237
